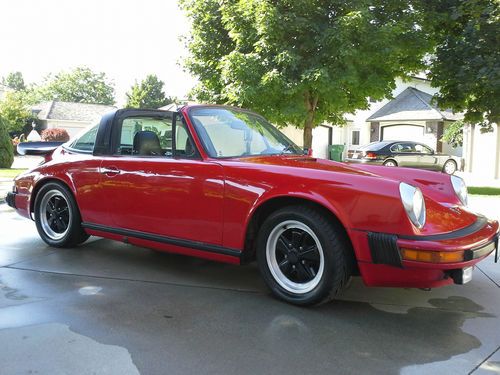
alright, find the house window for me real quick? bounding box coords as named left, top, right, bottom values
left=352, top=130, right=360, bottom=145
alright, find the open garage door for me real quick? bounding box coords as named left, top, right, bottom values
left=381, top=124, right=424, bottom=142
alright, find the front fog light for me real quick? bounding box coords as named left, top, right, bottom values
left=451, top=175, right=468, bottom=206
left=399, top=183, right=426, bottom=228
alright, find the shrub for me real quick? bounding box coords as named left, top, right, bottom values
left=41, top=128, right=70, bottom=142
left=0, top=117, right=14, bottom=168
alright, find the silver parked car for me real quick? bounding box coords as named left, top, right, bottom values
left=346, top=141, right=461, bottom=174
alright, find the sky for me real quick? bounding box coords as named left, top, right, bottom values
left=0, top=0, right=198, bottom=105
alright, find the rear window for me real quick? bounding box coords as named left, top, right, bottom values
left=358, top=141, right=391, bottom=151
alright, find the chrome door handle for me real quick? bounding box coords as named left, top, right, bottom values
left=100, top=167, right=120, bottom=176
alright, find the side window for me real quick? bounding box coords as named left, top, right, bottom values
left=114, top=115, right=198, bottom=158
left=415, top=144, right=433, bottom=154
left=69, top=124, right=99, bottom=152
left=115, top=116, right=172, bottom=156
left=390, top=143, right=403, bottom=153
left=175, top=120, right=198, bottom=158
left=399, top=143, right=416, bottom=153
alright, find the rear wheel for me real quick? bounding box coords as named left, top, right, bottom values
left=256, top=205, right=352, bottom=306
left=443, top=159, right=457, bottom=175
left=383, top=159, right=398, bottom=167
left=34, top=182, right=89, bottom=247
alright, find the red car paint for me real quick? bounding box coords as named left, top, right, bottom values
left=10, top=105, right=499, bottom=288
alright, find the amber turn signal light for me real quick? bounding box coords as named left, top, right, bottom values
left=401, top=249, right=464, bottom=263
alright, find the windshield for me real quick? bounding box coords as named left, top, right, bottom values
left=188, top=107, right=303, bottom=158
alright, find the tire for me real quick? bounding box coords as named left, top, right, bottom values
left=256, top=205, right=352, bottom=306
left=34, top=181, right=89, bottom=247
left=383, top=159, right=398, bottom=167
left=442, top=159, right=457, bottom=175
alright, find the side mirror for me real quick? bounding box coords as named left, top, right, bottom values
left=303, top=148, right=313, bottom=156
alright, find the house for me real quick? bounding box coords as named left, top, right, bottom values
left=32, top=101, right=117, bottom=138
left=281, top=76, right=500, bottom=180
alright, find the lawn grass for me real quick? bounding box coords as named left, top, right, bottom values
left=468, top=186, right=500, bottom=196
left=0, top=168, right=27, bottom=179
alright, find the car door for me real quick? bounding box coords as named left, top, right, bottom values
left=414, top=143, right=439, bottom=170
left=99, top=110, right=225, bottom=246
left=390, top=142, right=419, bottom=167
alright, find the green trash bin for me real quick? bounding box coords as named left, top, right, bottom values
left=328, top=144, right=344, bottom=161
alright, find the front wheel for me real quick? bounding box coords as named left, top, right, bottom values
left=34, top=182, right=89, bottom=247
left=256, top=205, right=352, bottom=306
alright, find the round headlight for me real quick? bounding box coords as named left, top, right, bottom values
left=399, top=183, right=426, bottom=229
left=451, top=175, right=468, bottom=206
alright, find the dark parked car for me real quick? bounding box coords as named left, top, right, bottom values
left=346, top=141, right=461, bottom=174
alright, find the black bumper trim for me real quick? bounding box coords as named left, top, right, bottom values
left=464, top=235, right=499, bottom=261
left=398, top=216, right=488, bottom=241
left=5, top=192, right=16, bottom=209
left=367, top=232, right=402, bottom=268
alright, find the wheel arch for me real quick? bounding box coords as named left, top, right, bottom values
left=30, top=176, right=77, bottom=217
left=242, top=195, right=358, bottom=274
left=383, top=158, right=398, bottom=166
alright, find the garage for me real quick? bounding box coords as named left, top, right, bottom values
left=381, top=124, right=425, bottom=142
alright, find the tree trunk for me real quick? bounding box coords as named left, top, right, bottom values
left=303, top=112, right=314, bottom=149
left=303, top=91, right=318, bottom=150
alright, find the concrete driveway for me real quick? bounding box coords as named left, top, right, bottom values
left=0, top=197, right=499, bottom=375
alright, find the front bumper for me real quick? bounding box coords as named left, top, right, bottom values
left=5, top=192, right=16, bottom=209
left=351, top=217, right=499, bottom=288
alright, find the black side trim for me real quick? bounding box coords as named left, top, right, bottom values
left=82, top=223, right=241, bottom=258
left=367, top=232, right=402, bottom=268
left=398, top=216, right=488, bottom=241
left=6, top=192, right=16, bottom=209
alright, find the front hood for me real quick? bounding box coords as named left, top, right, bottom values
left=229, top=155, right=479, bottom=236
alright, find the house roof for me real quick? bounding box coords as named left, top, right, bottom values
left=33, top=101, right=117, bottom=122
left=367, top=87, right=461, bottom=122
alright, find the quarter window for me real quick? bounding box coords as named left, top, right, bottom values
left=68, top=124, right=99, bottom=152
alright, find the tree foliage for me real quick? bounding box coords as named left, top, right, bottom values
left=1, top=72, right=26, bottom=91
left=0, top=91, right=33, bottom=133
left=36, top=67, right=115, bottom=105
left=441, top=120, right=464, bottom=148
left=426, top=0, right=500, bottom=127
left=125, top=74, right=174, bottom=109
left=181, top=0, right=432, bottom=147
left=0, top=116, right=14, bottom=168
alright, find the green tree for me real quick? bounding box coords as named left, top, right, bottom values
left=125, top=74, right=174, bottom=109
left=426, top=0, right=499, bottom=127
left=37, top=66, right=115, bottom=105
left=181, top=0, right=431, bottom=148
left=441, top=120, right=464, bottom=148
left=0, top=91, right=32, bottom=133
left=1, top=72, right=26, bottom=91
left=0, top=116, right=14, bottom=168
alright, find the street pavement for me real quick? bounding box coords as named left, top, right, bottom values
left=0, top=197, right=499, bottom=375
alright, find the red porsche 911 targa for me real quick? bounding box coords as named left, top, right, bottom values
left=6, top=105, right=499, bottom=305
